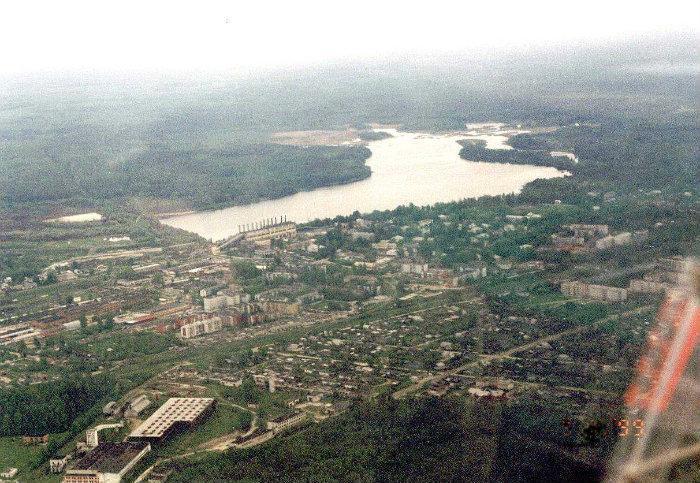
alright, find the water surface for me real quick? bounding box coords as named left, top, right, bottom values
left=162, top=129, right=567, bottom=241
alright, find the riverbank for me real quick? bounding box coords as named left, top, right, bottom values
left=161, top=127, right=567, bottom=241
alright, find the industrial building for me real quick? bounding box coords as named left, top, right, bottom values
left=241, top=221, right=297, bottom=244
left=266, top=412, right=308, bottom=433
left=180, top=317, right=222, bottom=339
left=62, top=441, right=150, bottom=483
left=50, top=455, right=71, bottom=474
left=85, top=422, right=124, bottom=448
left=128, top=398, right=215, bottom=443
left=148, top=303, right=190, bottom=320
left=561, top=281, right=628, bottom=302
left=219, top=218, right=297, bottom=248
left=102, top=401, right=118, bottom=416
left=113, top=313, right=155, bottom=325
left=124, top=395, right=151, bottom=418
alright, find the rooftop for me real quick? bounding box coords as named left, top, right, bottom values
left=71, top=442, right=149, bottom=474
left=129, top=397, right=214, bottom=439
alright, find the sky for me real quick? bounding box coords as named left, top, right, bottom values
left=0, top=0, right=698, bottom=74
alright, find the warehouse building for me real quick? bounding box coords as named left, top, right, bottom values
left=128, top=398, right=215, bottom=443
left=62, top=441, right=150, bottom=483
left=242, top=221, right=297, bottom=244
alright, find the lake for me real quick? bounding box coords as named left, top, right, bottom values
left=161, top=127, right=567, bottom=241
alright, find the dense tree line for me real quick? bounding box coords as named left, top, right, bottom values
left=0, top=143, right=371, bottom=211
left=168, top=396, right=600, bottom=482
left=461, top=121, right=699, bottom=192
left=459, top=139, right=576, bottom=170
left=0, top=375, right=113, bottom=436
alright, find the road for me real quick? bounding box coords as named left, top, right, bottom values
left=199, top=403, right=259, bottom=452
left=134, top=402, right=258, bottom=482
left=133, top=293, right=486, bottom=480
left=393, top=305, right=654, bottom=399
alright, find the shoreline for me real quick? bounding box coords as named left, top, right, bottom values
left=160, top=126, right=568, bottom=241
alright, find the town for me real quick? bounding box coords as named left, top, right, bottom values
left=0, top=180, right=695, bottom=481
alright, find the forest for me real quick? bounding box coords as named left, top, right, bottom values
left=0, top=375, right=113, bottom=436
left=530, top=121, right=697, bottom=190
left=0, top=142, right=371, bottom=211
left=167, top=396, right=602, bottom=482
left=460, top=120, right=699, bottom=192
left=1, top=34, right=696, bottom=213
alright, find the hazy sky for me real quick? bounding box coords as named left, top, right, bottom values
left=1, top=0, right=698, bottom=74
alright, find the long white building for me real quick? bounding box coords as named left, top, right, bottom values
left=128, top=398, right=215, bottom=442
left=561, top=281, right=628, bottom=302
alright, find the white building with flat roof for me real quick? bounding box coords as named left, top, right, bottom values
left=128, top=398, right=215, bottom=442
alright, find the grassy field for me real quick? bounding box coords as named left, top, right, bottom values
left=0, top=436, right=44, bottom=477
left=157, top=404, right=249, bottom=458
left=123, top=403, right=253, bottom=481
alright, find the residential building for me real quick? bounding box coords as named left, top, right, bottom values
left=203, top=291, right=250, bottom=312
left=561, top=281, right=628, bottom=302
left=0, top=323, right=42, bottom=346
left=180, top=318, right=222, bottom=339
left=401, top=263, right=428, bottom=277
left=259, top=300, right=300, bottom=317
left=595, top=230, right=648, bottom=250
left=629, top=279, right=669, bottom=294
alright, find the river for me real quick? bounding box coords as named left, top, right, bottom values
left=161, top=127, right=567, bottom=241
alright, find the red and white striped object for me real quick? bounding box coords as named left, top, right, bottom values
left=625, top=292, right=700, bottom=412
